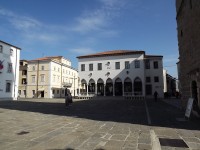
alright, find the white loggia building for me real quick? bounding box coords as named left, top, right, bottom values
left=77, top=50, right=164, bottom=98
left=0, top=40, right=21, bottom=100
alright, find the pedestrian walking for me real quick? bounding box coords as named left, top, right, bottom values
left=65, top=88, right=69, bottom=108
left=65, top=88, right=73, bottom=108
left=154, top=91, right=158, bottom=102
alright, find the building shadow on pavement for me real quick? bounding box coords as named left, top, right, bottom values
left=0, top=98, right=200, bottom=131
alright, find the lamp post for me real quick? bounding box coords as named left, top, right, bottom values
left=73, top=75, right=77, bottom=98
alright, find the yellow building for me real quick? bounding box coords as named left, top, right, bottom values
left=26, top=56, right=78, bottom=98
left=18, top=60, right=28, bottom=98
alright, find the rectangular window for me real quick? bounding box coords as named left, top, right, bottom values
left=10, top=49, right=13, bottom=56
left=62, top=90, right=64, bottom=94
left=135, top=60, right=140, bottom=68
left=32, top=66, right=35, bottom=71
left=145, top=60, right=150, bottom=69
left=32, top=90, right=35, bottom=95
left=89, top=64, right=93, bottom=71
left=6, top=80, right=12, bottom=92
left=52, top=90, right=55, bottom=94
left=125, top=61, right=130, bottom=69
left=115, top=62, right=120, bottom=69
left=41, top=74, right=45, bottom=82
left=146, top=77, right=151, bottom=83
left=32, top=75, right=36, bottom=83
left=7, top=63, right=12, bottom=73
left=18, top=90, right=21, bottom=95
left=154, top=61, right=158, bottom=69
left=81, top=64, right=85, bottom=71
left=41, top=66, right=44, bottom=70
left=23, top=90, right=26, bottom=96
left=154, top=76, right=159, bottom=82
left=22, top=70, right=27, bottom=75
left=0, top=45, right=3, bottom=53
left=98, top=63, right=102, bottom=70
left=57, top=90, right=59, bottom=94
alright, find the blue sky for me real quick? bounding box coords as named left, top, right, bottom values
left=0, top=0, right=178, bottom=77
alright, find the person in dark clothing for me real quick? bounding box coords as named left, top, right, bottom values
left=154, top=91, right=158, bottom=102
left=65, top=88, right=72, bottom=107
left=65, top=88, right=69, bottom=107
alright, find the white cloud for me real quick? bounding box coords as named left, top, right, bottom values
left=72, top=0, right=127, bottom=34
left=9, top=17, right=41, bottom=31
left=0, top=8, right=66, bottom=43
left=70, top=48, right=96, bottom=55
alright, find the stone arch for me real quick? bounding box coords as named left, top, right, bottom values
left=106, top=78, right=113, bottom=96
left=80, top=79, right=87, bottom=94
left=124, top=77, right=132, bottom=93
left=134, top=77, right=142, bottom=95
left=88, top=78, right=95, bottom=93
left=115, top=78, right=122, bottom=96
left=97, top=78, right=104, bottom=96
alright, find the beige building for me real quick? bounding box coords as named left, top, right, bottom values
left=26, top=56, right=79, bottom=98
left=18, top=60, right=28, bottom=98
left=176, top=0, right=200, bottom=111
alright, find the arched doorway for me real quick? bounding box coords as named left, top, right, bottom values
left=81, top=79, right=87, bottom=95
left=88, top=79, right=95, bottom=95
left=115, top=78, right=122, bottom=96
left=134, top=77, right=142, bottom=95
left=97, top=78, right=104, bottom=96
left=106, top=78, right=113, bottom=96
left=124, top=77, right=132, bottom=95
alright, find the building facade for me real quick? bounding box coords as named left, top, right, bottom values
left=163, top=69, right=178, bottom=98
left=18, top=60, right=28, bottom=98
left=26, top=56, right=79, bottom=98
left=77, top=50, right=164, bottom=98
left=176, top=0, right=200, bottom=109
left=0, top=40, right=21, bottom=100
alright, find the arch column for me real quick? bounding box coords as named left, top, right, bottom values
left=113, top=83, right=115, bottom=96
left=95, top=84, right=97, bottom=95
left=86, top=84, right=88, bottom=96
left=104, top=84, right=106, bottom=96
left=122, top=83, right=124, bottom=96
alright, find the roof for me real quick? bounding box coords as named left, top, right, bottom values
left=0, top=40, right=21, bottom=50
left=77, top=50, right=145, bottom=59
left=145, top=55, right=163, bottom=58
left=28, top=56, right=63, bottom=62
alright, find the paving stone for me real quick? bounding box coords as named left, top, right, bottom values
left=138, top=143, right=152, bottom=150
left=183, top=137, right=200, bottom=143
left=186, top=142, right=200, bottom=149
left=110, top=134, right=127, bottom=141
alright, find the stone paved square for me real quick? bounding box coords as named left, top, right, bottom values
left=0, top=98, right=200, bottom=150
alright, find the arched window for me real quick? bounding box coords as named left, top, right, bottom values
left=134, top=77, right=142, bottom=95
left=6, top=81, right=11, bottom=92
left=124, top=77, right=132, bottom=93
